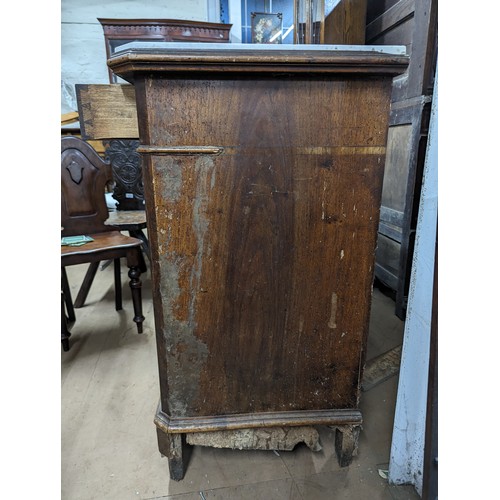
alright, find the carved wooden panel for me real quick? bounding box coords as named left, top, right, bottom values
left=104, top=139, right=145, bottom=211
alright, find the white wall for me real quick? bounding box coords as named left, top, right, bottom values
left=61, top=0, right=211, bottom=112
left=388, top=64, right=438, bottom=496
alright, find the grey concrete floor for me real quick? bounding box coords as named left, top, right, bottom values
left=62, top=261, right=420, bottom=500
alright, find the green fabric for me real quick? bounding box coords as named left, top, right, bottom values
left=61, top=235, right=94, bottom=247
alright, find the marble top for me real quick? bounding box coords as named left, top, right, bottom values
left=113, top=41, right=407, bottom=56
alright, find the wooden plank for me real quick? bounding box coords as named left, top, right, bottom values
left=75, top=84, right=139, bottom=140
left=61, top=111, right=79, bottom=125
left=362, top=345, right=402, bottom=391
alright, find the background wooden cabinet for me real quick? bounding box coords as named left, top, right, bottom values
left=366, top=0, right=437, bottom=318
left=98, top=18, right=232, bottom=82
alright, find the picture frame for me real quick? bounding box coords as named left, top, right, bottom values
left=251, top=12, right=283, bottom=44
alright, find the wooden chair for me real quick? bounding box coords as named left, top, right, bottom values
left=61, top=136, right=145, bottom=350
left=72, top=209, right=150, bottom=309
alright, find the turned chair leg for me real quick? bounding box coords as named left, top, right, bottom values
left=114, top=258, right=122, bottom=311
left=129, top=228, right=151, bottom=264
left=61, top=290, right=71, bottom=352
left=128, top=265, right=144, bottom=333
left=61, top=267, right=75, bottom=323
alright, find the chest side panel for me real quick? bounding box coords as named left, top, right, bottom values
left=142, top=76, right=391, bottom=417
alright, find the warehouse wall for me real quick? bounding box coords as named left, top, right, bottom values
left=61, top=0, right=211, bottom=113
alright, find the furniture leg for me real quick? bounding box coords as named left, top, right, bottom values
left=61, top=267, right=75, bottom=322
left=74, top=261, right=99, bottom=308
left=127, top=263, right=144, bottom=333
left=157, top=429, right=188, bottom=481
left=61, top=291, right=71, bottom=352
left=129, top=228, right=151, bottom=264
left=334, top=424, right=361, bottom=467
left=114, top=258, right=122, bottom=311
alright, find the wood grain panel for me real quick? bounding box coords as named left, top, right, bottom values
left=139, top=76, right=391, bottom=418
left=76, top=84, right=139, bottom=139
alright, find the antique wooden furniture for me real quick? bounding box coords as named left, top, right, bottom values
left=98, top=19, right=232, bottom=82
left=108, top=42, right=408, bottom=480
left=61, top=136, right=146, bottom=350
left=366, top=0, right=438, bottom=318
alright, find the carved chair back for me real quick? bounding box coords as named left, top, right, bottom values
left=104, top=139, right=145, bottom=210
left=61, top=136, right=116, bottom=237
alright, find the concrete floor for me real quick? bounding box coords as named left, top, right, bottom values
left=62, top=261, right=420, bottom=500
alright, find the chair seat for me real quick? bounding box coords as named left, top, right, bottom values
left=106, top=210, right=147, bottom=230
left=61, top=231, right=142, bottom=258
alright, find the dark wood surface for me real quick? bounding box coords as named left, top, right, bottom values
left=109, top=47, right=409, bottom=83
left=109, top=45, right=408, bottom=477
left=142, top=78, right=393, bottom=417
left=61, top=230, right=144, bottom=258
